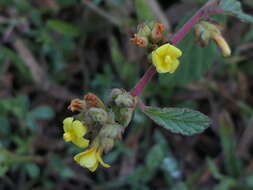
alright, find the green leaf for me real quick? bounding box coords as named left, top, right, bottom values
left=0, top=46, right=31, bottom=79
left=56, top=0, right=78, bottom=6
left=127, top=166, right=154, bottom=184
left=0, top=149, right=9, bottom=177
left=207, top=158, right=223, bottom=180
left=49, top=153, right=74, bottom=179
left=143, top=106, right=211, bottom=135
left=219, top=0, right=253, bottom=22
left=0, top=165, right=8, bottom=177
left=146, top=144, right=164, bottom=170
left=172, top=183, right=188, bottom=190
left=0, top=116, right=10, bottom=136
left=25, top=163, right=40, bottom=178
left=214, top=177, right=236, bottom=190
left=218, top=112, right=241, bottom=177
left=243, top=26, right=253, bottom=43
left=26, top=118, right=38, bottom=130
left=245, top=173, right=253, bottom=188
left=47, top=19, right=80, bottom=37
left=0, top=95, right=30, bottom=119
left=154, top=131, right=181, bottom=182
left=110, top=0, right=125, bottom=5
left=29, top=106, right=55, bottom=120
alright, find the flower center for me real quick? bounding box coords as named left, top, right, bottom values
left=164, top=55, right=172, bottom=64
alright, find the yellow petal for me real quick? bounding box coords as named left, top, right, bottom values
left=156, top=65, right=171, bottom=73
left=63, top=117, right=74, bottom=132
left=74, top=147, right=97, bottom=168
left=88, top=161, right=99, bottom=172
left=167, top=44, right=182, bottom=58
left=72, top=120, right=87, bottom=137
left=80, top=154, right=97, bottom=168
left=74, top=147, right=96, bottom=162
left=72, top=137, right=89, bottom=148
left=171, top=59, right=180, bottom=73
left=96, top=151, right=110, bottom=168
left=152, top=51, right=162, bottom=67
left=155, top=43, right=170, bottom=56
left=63, top=132, right=72, bottom=142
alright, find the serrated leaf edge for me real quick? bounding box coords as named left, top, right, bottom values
left=143, top=106, right=211, bottom=136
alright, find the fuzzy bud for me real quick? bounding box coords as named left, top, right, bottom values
left=111, top=88, right=124, bottom=97
left=151, top=23, right=165, bottom=43
left=100, top=137, right=114, bottom=153
left=84, top=93, right=105, bottom=109
left=194, top=23, right=211, bottom=46
left=99, top=123, right=123, bottom=140
left=131, top=34, right=148, bottom=47
left=86, top=107, right=108, bottom=125
left=109, top=88, right=124, bottom=102
left=68, top=98, right=86, bottom=112
left=194, top=20, right=231, bottom=57
left=137, top=23, right=152, bottom=37
left=114, top=93, right=136, bottom=108
left=116, top=107, right=135, bottom=127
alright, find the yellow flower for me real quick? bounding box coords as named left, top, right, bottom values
left=151, top=43, right=182, bottom=73
left=74, top=145, right=110, bottom=172
left=63, top=117, right=89, bottom=148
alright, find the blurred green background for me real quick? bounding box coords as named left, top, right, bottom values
left=1, top=0, right=253, bottom=189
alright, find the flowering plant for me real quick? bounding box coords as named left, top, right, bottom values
left=61, top=0, right=253, bottom=172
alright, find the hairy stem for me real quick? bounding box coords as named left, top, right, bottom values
left=130, top=65, right=156, bottom=97
left=130, top=0, right=222, bottom=97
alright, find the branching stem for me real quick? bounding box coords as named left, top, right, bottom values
left=130, top=0, right=223, bottom=97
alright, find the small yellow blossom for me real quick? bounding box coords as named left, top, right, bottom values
left=74, top=145, right=110, bottom=172
left=63, top=117, right=89, bottom=148
left=152, top=43, right=182, bottom=73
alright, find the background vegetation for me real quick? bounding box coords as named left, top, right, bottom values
left=0, top=0, right=253, bottom=189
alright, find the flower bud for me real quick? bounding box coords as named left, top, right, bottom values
left=116, top=107, right=135, bottom=127
left=84, top=93, right=105, bottom=109
left=108, top=88, right=124, bottom=104
left=68, top=98, right=86, bottom=112
left=151, top=23, right=165, bottom=43
left=86, top=107, right=108, bottom=125
left=194, top=20, right=231, bottom=57
left=110, top=88, right=124, bottom=99
left=100, top=137, right=114, bottom=153
left=114, top=92, right=136, bottom=108
left=131, top=34, right=148, bottom=47
left=137, top=23, right=152, bottom=37
left=194, top=23, right=211, bottom=46
left=99, top=123, right=123, bottom=140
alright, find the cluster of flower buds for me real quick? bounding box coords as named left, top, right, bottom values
left=131, top=22, right=183, bottom=74
left=109, top=88, right=137, bottom=127
left=131, top=21, right=166, bottom=49
left=194, top=20, right=231, bottom=57
left=62, top=90, right=136, bottom=171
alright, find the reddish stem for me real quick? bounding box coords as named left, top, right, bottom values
left=130, top=0, right=222, bottom=97
left=130, top=65, right=156, bottom=97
